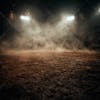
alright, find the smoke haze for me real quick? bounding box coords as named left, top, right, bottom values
left=0, top=0, right=100, bottom=51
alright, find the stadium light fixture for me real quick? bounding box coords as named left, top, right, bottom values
left=98, top=8, right=100, bottom=13
left=20, top=15, right=31, bottom=22
left=63, top=15, right=75, bottom=22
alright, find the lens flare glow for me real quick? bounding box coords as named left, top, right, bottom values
left=64, top=15, right=75, bottom=22
left=98, top=8, right=100, bottom=13
left=20, top=15, right=31, bottom=21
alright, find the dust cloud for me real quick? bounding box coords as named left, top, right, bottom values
left=0, top=12, right=87, bottom=51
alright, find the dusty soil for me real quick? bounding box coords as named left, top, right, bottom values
left=0, top=51, right=100, bottom=100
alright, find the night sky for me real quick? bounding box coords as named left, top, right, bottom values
left=0, top=0, right=100, bottom=17
left=0, top=0, right=100, bottom=50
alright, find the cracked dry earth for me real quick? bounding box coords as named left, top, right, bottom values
left=0, top=51, right=100, bottom=100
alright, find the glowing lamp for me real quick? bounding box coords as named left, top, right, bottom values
left=98, top=8, right=100, bottom=13
left=20, top=15, right=31, bottom=21
left=63, top=15, right=75, bottom=22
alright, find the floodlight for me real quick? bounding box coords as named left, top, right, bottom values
left=20, top=15, right=31, bottom=21
left=63, top=15, right=75, bottom=22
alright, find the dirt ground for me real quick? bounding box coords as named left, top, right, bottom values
left=0, top=51, right=100, bottom=100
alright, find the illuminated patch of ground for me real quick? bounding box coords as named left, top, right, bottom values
left=0, top=51, right=100, bottom=100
